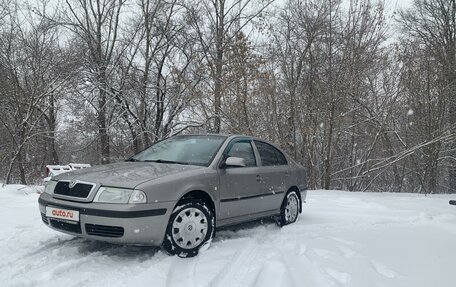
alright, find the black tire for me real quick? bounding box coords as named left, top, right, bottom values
left=277, top=190, right=301, bottom=227
left=162, top=199, right=215, bottom=258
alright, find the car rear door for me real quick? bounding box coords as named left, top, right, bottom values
left=253, top=140, right=291, bottom=212
left=218, top=139, right=264, bottom=220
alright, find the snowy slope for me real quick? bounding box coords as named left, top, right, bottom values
left=0, top=185, right=455, bottom=287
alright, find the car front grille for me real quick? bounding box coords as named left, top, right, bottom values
left=85, top=224, right=124, bottom=238
left=54, top=181, right=93, bottom=198
left=40, top=213, right=49, bottom=224
left=49, top=219, right=82, bottom=234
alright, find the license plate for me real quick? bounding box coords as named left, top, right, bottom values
left=46, top=207, right=79, bottom=222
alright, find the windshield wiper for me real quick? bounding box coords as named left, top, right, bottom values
left=125, top=158, right=139, bottom=162
left=144, top=159, right=189, bottom=165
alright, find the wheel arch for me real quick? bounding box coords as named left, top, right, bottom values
left=177, top=189, right=216, bottom=216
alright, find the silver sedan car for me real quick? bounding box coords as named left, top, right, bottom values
left=39, top=134, right=307, bottom=257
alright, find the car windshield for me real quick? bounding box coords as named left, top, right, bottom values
left=130, top=135, right=226, bottom=166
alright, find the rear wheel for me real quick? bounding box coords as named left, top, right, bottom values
left=162, top=199, right=214, bottom=258
left=277, top=190, right=300, bottom=227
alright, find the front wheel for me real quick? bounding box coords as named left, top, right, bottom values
left=277, top=190, right=300, bottom=227
left=162, top=199, right=214, bottom=258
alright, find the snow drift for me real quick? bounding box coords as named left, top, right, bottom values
left=0, top=185, right=455, bottom=287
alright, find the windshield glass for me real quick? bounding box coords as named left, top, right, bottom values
left=131, top=135, right=226, bottom=166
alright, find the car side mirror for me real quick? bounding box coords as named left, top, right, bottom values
left=223, top=156, right=246, bottom=168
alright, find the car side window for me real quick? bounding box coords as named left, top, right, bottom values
left=225, top=141, right=256, bottom=167
left=254, top=141, right=288, bottom=166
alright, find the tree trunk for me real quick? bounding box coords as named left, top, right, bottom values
left=323, top=101, right=335, bottom=190
left=98, top=69, right=110, bottom=164
left=154, top=56, right=167, bottom=142
left=17, top=150, right=27, bottom=185
left=426, top=142, right=440, bottom=194
left=6, top=158, right=15, bottom=184
left=213, top=0, right=225, bottom=133
left=48, top=93, right=59, bottom=164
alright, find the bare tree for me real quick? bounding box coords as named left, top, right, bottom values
left=58, top=0, right=126, bottom=164
left=270, top=0, right=388, bottom=190
left=184, top=0, right=274, bottom=132
left=112, top=0, right=204, bottom=154
left=0, top=1, right=74, bottom=183
left=399, top=0, right=456, bottom=193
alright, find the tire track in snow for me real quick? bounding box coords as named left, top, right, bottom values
left=165, top=256, right=199, bottom=287
left=371, top=261, right=399, bottom=279
left=338, top=246, right=356, bottom=259
left=252, top=261, right=291, bottom=287
left=4, top=248, right=98, bottom=287
left=208, top=240, right=259, bottom=287
left=274, top=244, right=334, bottom=287
left=0, top=237, right=81, bottom=271
left=325, top=268, right=352, bottom=286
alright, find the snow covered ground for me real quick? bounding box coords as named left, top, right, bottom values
left=0, top=185, right=455, bottom=287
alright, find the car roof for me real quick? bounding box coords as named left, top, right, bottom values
left=177, top=133, right=278, bottom=144
left=177, top=133, right=250, bottom=139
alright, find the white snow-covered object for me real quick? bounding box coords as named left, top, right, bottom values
left=68, top=163, right=91, bottom=170
left=44, top=163, right=91, bottom=179
left=45, top=165, right=72, bottom=177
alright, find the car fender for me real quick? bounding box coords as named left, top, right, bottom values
left=136, top=168, right=219, bottom=205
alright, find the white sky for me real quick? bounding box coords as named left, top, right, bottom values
left=392, top=0, right=414, bottom=9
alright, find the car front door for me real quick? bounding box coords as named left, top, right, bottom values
left=218, top=139, right=263, bottom=221
left=253, top=140, right=291, bottom=212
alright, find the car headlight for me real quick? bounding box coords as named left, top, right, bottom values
left=44, top=180, right=57, bottom=195
left=93, top=187, right=147, bottom=204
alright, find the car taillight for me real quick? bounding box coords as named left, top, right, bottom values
left=45, top=167, right=49, bottom=177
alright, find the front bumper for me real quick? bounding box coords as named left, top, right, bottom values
left=38, top=193, right=175, bottom=246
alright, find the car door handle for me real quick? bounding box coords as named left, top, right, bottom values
left=285, top=172, right=290, bottom=177
left=256, top=175, right=262, bottom=182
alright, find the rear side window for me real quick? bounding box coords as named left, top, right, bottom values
left=254, top=141, right=287, bottom=166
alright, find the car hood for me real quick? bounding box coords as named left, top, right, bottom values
left=52, top=162, right=205, bottom=189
